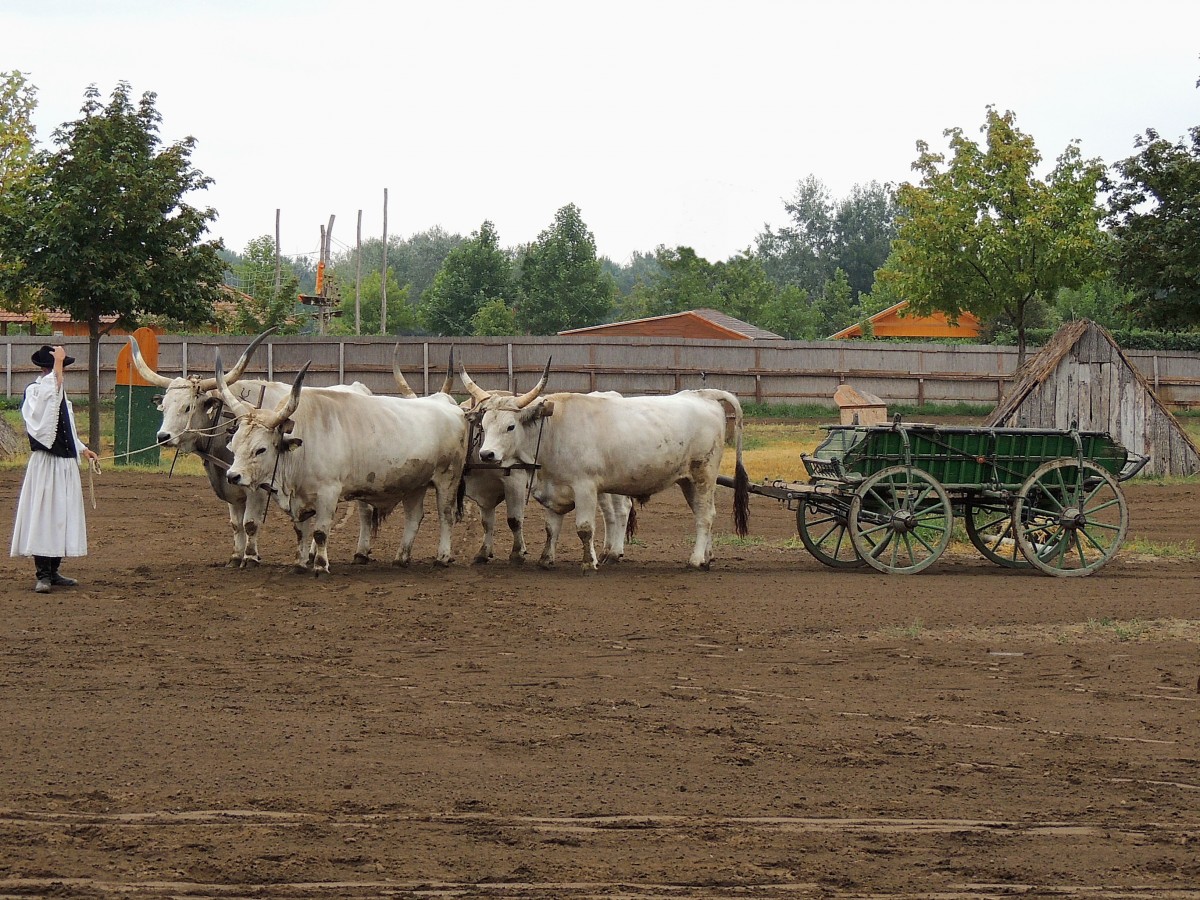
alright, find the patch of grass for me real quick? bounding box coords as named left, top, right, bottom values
left=881, top=620, right=924, bottom=640
left=1122, top=537, right=1199, bottom=559
left=712, top=534, right=765, bottom=548
left=1085, top=617, right=1149, bottom=642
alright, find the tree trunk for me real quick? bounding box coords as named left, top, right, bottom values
left=88, top=323, right=102, bottom=452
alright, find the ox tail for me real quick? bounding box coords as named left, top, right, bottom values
left=695, top=389, right=750, bottom=537
left=625, top=501, right=638, bottom=540
left=455, top=471, right=467, bottom=523
left=371, top=505, right=387, bottom=538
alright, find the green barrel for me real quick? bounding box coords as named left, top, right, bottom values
left=113, top=383, right=161, bottom=466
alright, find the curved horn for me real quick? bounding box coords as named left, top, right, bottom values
left=391, top=344, right=417, bottom=398
left=270, top=361, right=310, bottom=427
left=214, top=349, right=253, bottom=418
left=438, top=346, right=455, bottom=395
left=198, top=326, right=277, bottom=391
left=514, top=357, right=552, bottom=409
left=127, top=336, right=173, bottom=388
left=459, top=363, right=491, bottom=405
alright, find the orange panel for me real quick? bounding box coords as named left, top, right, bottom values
left=115, top=327, right=160, bottom=387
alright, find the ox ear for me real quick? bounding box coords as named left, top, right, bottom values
left=538, top=399, right=555, bottom=418
left=281, top=419, right=297, bottom=434
left=517, top=398, right=548, bottom=425
left=282, top=436, right=303, bottom=452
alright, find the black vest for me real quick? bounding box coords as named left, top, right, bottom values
left=26, top=388, right=78, bottom=459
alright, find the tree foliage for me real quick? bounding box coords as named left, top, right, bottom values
left=421, top=220, right=515, bottom=336
left=218, top=235, right=303, bottom=334
left=470, top=298, right=518, bottom=336
left=328, top=268, right=417, bottom=335
left=0, top=71, right=42, bottom=313
left=0, top=82, right=225, bottom=448
left=517, top=204, right=614, bottom=335
left=1105, top=125, right=1200, bottom=329
left=756, top=176, right=896, bottom=299
left=877, top=107, right=1106, bottom=363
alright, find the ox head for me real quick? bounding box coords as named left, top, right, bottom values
left=459, top=359, right=552, bottom=465
left=216, top=351, right=309, bottom=491
left=130, top=328, right=276, bottom=451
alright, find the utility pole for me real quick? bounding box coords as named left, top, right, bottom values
left=355, top=209, right=362, bottom=335
left=380, top=188, right=389, bottom=336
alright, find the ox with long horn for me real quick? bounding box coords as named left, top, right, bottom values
left=460, top=357, right=551, bottom=408
left=129, top=326, right=277, bottom=393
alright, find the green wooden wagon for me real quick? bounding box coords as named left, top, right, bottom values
left=733, top=418, right=1148, bottom=577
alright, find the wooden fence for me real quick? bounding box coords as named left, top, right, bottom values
left=4, top=335, right=1200, bottom=410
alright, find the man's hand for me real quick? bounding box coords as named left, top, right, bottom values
left=82, top=448, right=99, bottom=462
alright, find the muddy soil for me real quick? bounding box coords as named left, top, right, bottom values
left=0, top=468, right=1197, bottom=898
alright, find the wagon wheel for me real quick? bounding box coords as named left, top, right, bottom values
left=796, top=498, right=865, bottom=568
left=965, top=499, right=1032, bottom=569
left=848, top=466, right=953, bottom=575
left=1013, top=459, right=1128, bottom=577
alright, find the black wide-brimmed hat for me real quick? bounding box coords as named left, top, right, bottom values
left=31, top=345, right=75, bottom=368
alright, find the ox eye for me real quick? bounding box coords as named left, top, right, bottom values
left=506, top=423, right=515, bottom=432
left=254, top=447, right=267, bottom=456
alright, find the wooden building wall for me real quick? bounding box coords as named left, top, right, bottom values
left=992, top=326, right=1199, bottom=477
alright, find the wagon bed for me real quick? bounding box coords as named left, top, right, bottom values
left=727, top=418, right=1146, bottom=577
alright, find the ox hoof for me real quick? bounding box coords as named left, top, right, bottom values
left=226, top=557, right=243, bottom=568
left=537, top=558, right=555, bottom=570
left=392, top=558, right=411, bottom=569
left=509, top=553, right=526, bottom=566
left=472, top=551, right=492, bottom=565
left=312, top=568, right=329, bottom=579
left=352, top=553, right=371, bottom=565
left=600, top=552, right=623, bottom=565
left=292, top=564, right=310, bottom=575
left=434, top=556, right=453, bottom=568
left=240, top=557, right=260, bottom=569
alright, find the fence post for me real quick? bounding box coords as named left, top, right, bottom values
left=338, top=340, right=345, bottom=385
left=422, top=342, right=430, bottom=395
left=507, top=343, right=514, bottom=393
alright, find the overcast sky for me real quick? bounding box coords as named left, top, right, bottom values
left=8, top=0, right=1199, bottom=265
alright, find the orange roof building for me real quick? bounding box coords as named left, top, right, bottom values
left=560, top=309, right=783, bottom=341
left=829, top=301, right=982, bottom=340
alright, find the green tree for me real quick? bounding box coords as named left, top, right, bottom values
left=1053, top=278, right=1135, bottom=330
left=755, top=176, right=896, bottom=300
left=471, top=298, right=519, bottom=336
left=221, top=235, right=302, bottom=334
left=421, top=220, right=515, bottom=336
left=328, top=268, right=417, bottom=335
left=814, top=268, right=858, bottom=336
left=0, top=70, right=37, bottom=187
left=759, top=284, right=823, bottom=339
left=0, top=71, right=42, bottom=316
left=877, top=107, right=1106, bottom=364
left=517, top=204, right=614, bottom=334
left=1105, top=125, right=1200, bottom=329
left=631, top=245, right=721, bottom=317
left=0, top=82, right=224, bottom=449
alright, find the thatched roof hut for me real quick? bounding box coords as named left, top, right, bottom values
left=985, top=320, right=1199, bottom=477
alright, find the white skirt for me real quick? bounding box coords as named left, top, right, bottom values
left=10, top=452, right=88, bottom=558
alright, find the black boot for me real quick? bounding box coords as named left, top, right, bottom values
left=49, top=558, right=77, bottom=587
left=33, top=556, right=53, bottom=593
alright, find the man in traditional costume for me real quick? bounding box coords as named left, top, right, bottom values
left=10, top=345, right=99, bottom=593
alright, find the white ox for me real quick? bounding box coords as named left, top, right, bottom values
left=216, top=356, right=468, bottom=574
left=460, top=366, right=750, bottom=571
left=394, top=359, right=633, bottom=565
left=129, top=331, right=377, bottom=567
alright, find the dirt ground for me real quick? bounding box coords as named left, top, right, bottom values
left=0, top=466, right=1198, bottom=899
